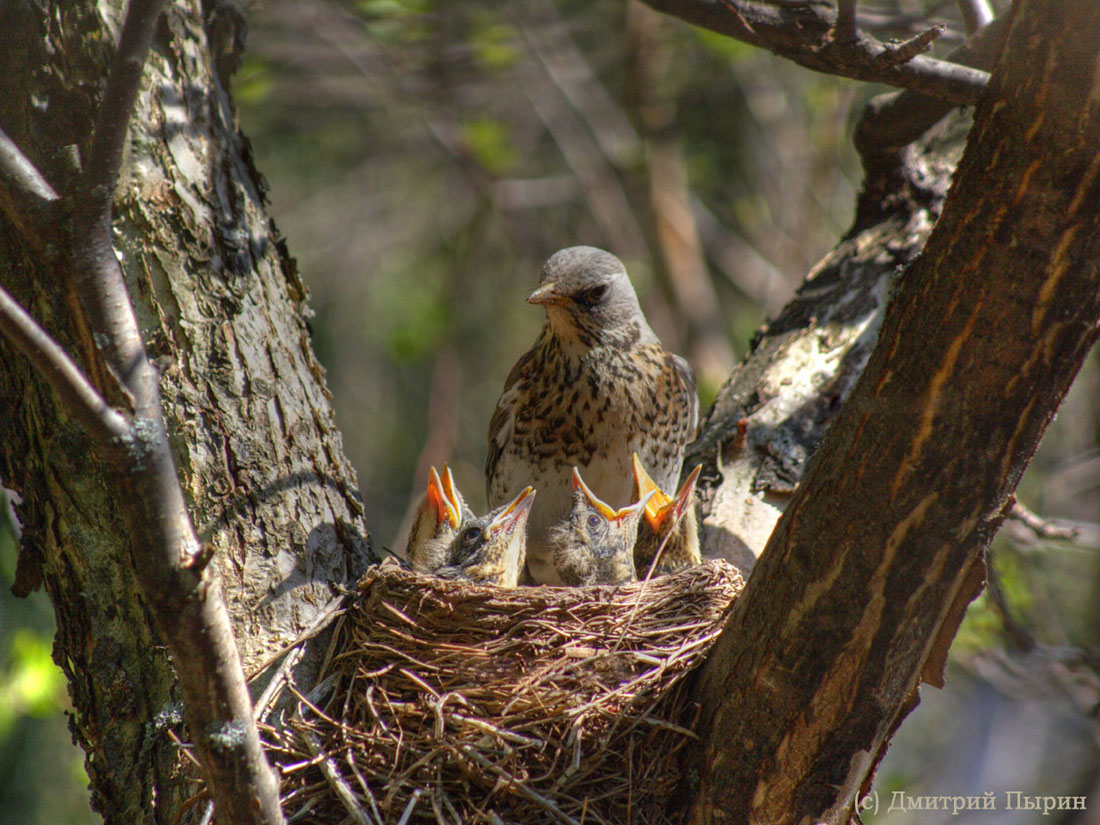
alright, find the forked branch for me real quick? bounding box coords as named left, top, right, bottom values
left=641, top=0, right=990, bottom=104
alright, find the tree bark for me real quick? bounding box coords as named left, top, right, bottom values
left=0, top=2, right=371, bottom=822
left=686, top=1, right=1100, bottom=821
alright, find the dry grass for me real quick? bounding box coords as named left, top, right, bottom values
left=261, top=559, right=743, bottom=824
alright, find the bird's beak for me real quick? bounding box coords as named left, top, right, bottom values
left=620, top=489, right=657, bottom=523
left=653, top=464, right=702, bottom=530
left=631, top=453, right=672, bottom=528
left=527, top=282, right=568, bottom=307
left=485, top=486, right=535, bottom=537
left=573, top=467, right=652, bottom=523
left=427, top=465, right=462, bottom=530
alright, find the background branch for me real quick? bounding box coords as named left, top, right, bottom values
left=957, top=0, right=994, bottom=33
left=640, top=0, right=989, bottom=104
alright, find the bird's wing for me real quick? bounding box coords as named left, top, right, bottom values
left=670, top=352, right=699, bottom=439
left=484, top=347, right=537, bottom=496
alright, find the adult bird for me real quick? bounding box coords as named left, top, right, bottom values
left=406, top=465, right=472, bottom=573
left=436, top=487, right=535, bottom=587
left=486, top=246, right=698, bottom=585
left=631, top=454, right=702, bottom=578
left=550, top=467, right=654, bottom=586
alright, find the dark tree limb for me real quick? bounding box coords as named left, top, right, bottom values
left=685, top=0, right=1100, bottom=821
left=835, top=0, right=857, bottom=44
left=639, top=0, right=989, bottom=104
left=0, top=1, right=285, bottom=823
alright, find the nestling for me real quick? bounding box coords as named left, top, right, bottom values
left=550, top=467, right=654, bottom=587
left=632, top=454, right=702, bottom=578
left=486, top=246, right=698, bottom=585
left=436, top=487, right=535, bottom=587
left=406, top=465, right=472, bottom=573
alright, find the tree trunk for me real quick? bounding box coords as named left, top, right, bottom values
left=685, top=1, right=1100, bottom=821
left=0, top=2, right=371, bottom=821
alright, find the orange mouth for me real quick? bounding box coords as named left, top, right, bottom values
left=427, top=465, right=463, bottom=530
left=632, top=455, right=701, bottom=530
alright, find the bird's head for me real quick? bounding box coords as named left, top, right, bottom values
left=437, top=486, right=534, bottom=587
left=631, top=454, right=702, bottom=536
left=406, top=465, right=470, bottom=572
left=559, top=467, right=652, bottom=585
left=527, top=246, right=651, bottom=346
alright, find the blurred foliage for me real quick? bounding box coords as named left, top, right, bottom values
left=0, top=491, right=96, bottom=825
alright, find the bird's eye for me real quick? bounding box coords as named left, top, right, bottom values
left=586, top=514, right=602, bottom=530
left=462, top=527, right=481, bottom=544
left=576, top=284, right=609, bottom=308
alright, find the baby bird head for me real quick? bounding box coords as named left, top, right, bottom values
left=551, top=467, right=655, bottom=586
left=631, top=455, right=702, bottom=576
left=526, top=246, right=651, bottom=346
left=437, top=486, right=535, bottom=587
left=406, top=465, right=471, bottom=573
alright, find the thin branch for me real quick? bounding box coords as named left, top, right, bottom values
left=0, top=128, right=60, bottom=254
left=0, top=284, right=129, bottom=443
left=873, top=24, right=944, bottom=68
left=957, top=0, right=994, bottom=33
left=83, top=0, right=165, bottom=227
left=855, top=17, right=1007, bottom=156
left=0, top=129, right=59, bottom=204
left=1007, top=500, right=1082, bottom=543
left=835, top=0, right=857, bottom=44
left=641, top=0, right=990, bottom=104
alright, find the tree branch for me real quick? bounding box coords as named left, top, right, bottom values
left=855, top=16, right=1007, bottom=156
left=835, top=0, right=857, bottom=44
left=685, top=0, right=1100, bottom=820
left=0, top=285, right=128, bottom=443
left=957, top=0, right=994, bottom=33
left=0, top=128, right=60, bottom=255
left=46, top=1, right=288, bottom=822
left=639, top=0, right=990, bottom=104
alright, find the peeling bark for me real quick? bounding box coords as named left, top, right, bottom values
left=691, top=111, right=969, bottom=573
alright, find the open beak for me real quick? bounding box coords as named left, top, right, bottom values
left=632, top=453, right=671, bottom=528
left=573, top=467, right=654, bottom=523
left=527, top=282, right=568, bottom=307
left=427, top=465, right=462, bottom=530
left=647, top=463, right=702, bottom=531
left=485, top=486, right=535, bottom=537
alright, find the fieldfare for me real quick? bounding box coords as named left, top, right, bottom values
left=436, top=487, right=535, bottom=587
left=406, top=465, right=472, bottom=573
left=486, top=246, right=698, bottom=585
left=632, top=454, right=702, bottom=577
left=550, top=467, right=654, bottom=586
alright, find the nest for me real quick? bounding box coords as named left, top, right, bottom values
left=263, top=559, right=743, bottom=824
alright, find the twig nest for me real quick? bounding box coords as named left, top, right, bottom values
left=269, top=558, right=743, bottom=824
